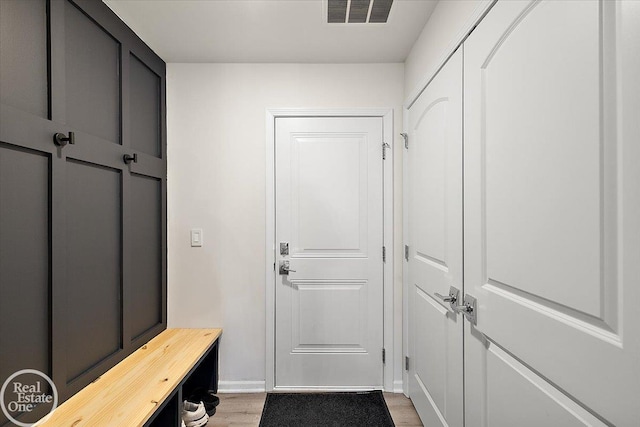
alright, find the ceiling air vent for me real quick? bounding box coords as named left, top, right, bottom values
left=328, top=0, right=394, bottom=24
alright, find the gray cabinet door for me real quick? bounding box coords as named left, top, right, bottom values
left=1, top=1, right=54, bottom=425
left=0, top=0, right=166, bottom=412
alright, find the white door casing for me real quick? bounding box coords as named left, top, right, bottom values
left=464, top=1, right=640, bottom=426
left=271, top=114, right=390, bottom=389
left=407, top=49, right=464, bottom=426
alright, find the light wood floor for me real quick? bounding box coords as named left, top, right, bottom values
left=207, top=392, right=423, bottom=427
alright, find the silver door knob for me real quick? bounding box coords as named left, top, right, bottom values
left=279, top=260, right=296, bottom=275
left=434, top=286, right=460, bottom=310
left=453, top=303, right=473, bottom=314
left=434, top=292, right=457, bottom=303
left=453, top=294, right=477, bottom=325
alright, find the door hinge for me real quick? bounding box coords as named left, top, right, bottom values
left=273, top=262, right=276, bottom=271
left=382, top=142, right=390, bottom=160
left=382, top=246, right=386, bottom=263
left=405, top=356, right=409, bottom=371
left=382, top=348, right=386, bottom=364
left=404, top=245, right=409, bottom=261
left=400, top=133, right=408, bottom=149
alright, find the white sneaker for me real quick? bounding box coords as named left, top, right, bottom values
left=182, top=400, right=209, bottom=427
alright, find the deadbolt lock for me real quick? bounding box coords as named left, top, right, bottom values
left=280, top=242, right=289, bottom=255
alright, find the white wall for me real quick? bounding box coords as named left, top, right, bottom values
left=404, top=0, right=489, bottom=101
left=167, top=63, right=405, bottom=390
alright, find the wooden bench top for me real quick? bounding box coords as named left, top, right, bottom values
left=39, top=328, right=222, bottom=427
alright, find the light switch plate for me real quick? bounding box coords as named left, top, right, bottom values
left=190, top=229, right=203, bottom=247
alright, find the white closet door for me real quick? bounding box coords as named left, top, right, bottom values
left=407, top=48, right=463, bottom=427
left=463, top=1, right=640, bottom=426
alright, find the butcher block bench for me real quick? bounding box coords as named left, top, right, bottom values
left=40, top=328, right=222, bottom=426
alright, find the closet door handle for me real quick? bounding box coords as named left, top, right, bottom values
left=434, top=286, right=460, bottom=310
left=53, top=132, right=75, bottom=147
left=434, top=292, right=456, bottom=303
left=123, top=153, right=138, bottom=164
left=453, top=295, right=477, bottom=325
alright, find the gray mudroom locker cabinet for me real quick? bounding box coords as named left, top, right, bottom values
left=0, top=1, right=167, bottom=424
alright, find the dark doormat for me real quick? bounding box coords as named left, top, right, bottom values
left=259, top=391, right=395, bottom=427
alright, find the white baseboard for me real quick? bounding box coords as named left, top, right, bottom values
left=272, top=386, right=383, bottom=392
left=218, top=380, right=402, bottom=394
left=218, top=380, right=266, bottom=393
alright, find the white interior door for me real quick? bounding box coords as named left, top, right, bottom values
left=463, top=1, right=640, bottom=426
left=407, top=49, right=463, bottom=427
left=274, top=116, right=384, bottom=389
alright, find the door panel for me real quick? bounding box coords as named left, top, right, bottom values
left=407, top=48, right=463, bottom=427
left=293, top=136, right=367, bottom=255
left=474, top=343, right=604, bottom=427
left=414, top=99, right=447, bottom=265
left=275, top=117, right=383, bottom=388
left=0, top=0, right=48, bottom=118
left=0, top=145, right=51, bottom=427
left=129, top=173, right=162, bottom=340
left=482, top=0, right=601, bottom=316
left=129, top=54, right=161, bottom=158
left=65, top=160, right=122, bottom=382
left=412, top=288, right=449, bottom=417
left=464, top=1, right=640, bottom=425
left=64, top=0, right=120, bottom=144
left=293, top=281, right=366, bottom=348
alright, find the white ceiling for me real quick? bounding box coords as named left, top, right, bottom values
left=103, top=0, right=438, bottom=63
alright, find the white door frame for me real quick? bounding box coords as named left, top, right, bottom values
left=402, top=107, right=410, bottom=396
left=265, top=108, right=395, bottom=391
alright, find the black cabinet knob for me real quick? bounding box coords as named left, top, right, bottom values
left=123, top=153, right=138, bottom=164
left=53, top=132, right=75, bottom=147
